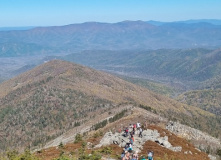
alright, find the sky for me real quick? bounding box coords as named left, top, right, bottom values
left=0, top=0, right=221, bottom=27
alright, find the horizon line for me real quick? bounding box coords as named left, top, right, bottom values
left=1, top=18, right=221, bottom=28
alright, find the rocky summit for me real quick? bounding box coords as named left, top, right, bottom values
left=95, top=129, right=182, bottom=152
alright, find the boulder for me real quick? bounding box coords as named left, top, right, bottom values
left=121, top=141, right=126, bottom=148
left=162, top=141, right=172, bottom=148
left=208, top=154, right=216, bottom=160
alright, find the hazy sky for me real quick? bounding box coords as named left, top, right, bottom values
left=0, top=0, right=221, bottom=27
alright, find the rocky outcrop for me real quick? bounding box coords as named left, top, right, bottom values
left=166, top=120, right=221, bottom=160
left=166, top=121, right=221, bottom=151
left=95, top=128, right=182, bottom=153
left=208, top=154, right=217, bottom=160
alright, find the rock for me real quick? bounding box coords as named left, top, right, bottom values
left=143, top=129, right=153, bottom=136
left=162, top=140, right=172, bottom=148
left=155, top=136, right=172, bottom=149
left=156, top=137, right=164, bottom=145
left=169, top=146, right=182, bottom=152
left=121, top=142, right=126, bottom=148
left=87, top=142, right=93, bottom=149
left=195, top=148, right=201, bottom=152
left=163, top=136, right=168, bottom=141
left=121, top=136, right=130, bottom=143
left=208, top=155, right=216, bottom=160
left=184, top=151, right=192, bottom=154
left=96, top=128, right=182, bottom=153
left=166, top=121, right=221, bottom=152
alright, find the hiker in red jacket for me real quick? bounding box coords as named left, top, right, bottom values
left=125, top=127, right=129, bottom=137
left=133, top=124, right=136, bottom=132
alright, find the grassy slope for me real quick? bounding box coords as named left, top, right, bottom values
left=0, top=60, right=219, bottom=151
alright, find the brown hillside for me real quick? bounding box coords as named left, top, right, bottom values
left=0, top=60, right=215, bottom=113
left=0, top=60, right=219, bottom=151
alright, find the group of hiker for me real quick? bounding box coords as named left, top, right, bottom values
left=121, top=122, right=154, bottom=160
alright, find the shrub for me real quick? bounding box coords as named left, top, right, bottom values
left=109, top=110, right=127, bottom=123
left=6, top=150, right=19, bottom=160
left=93, top=131, right=103, bottom=138
left=14, top=149, right=39, bottom=160
left=53, top=155, right=70, bottom=160
left=74, top=134, right=83, bottom=143
left=78, top=151, right=101, bottom=160
left=93, top=132, right=99, bottom=138
left=99, top=147, right=112, bottom=155
left=58, top=142, right=64, bottom=149
left=74, top=121, right=81, bottom=127
left=93, top=119, right=108, bottom=130
left=139, top=104, right=157, bottom=113
left=217, top=149, right=221, bottom=157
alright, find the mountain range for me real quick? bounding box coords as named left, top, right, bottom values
left=0, top=26, right=36, bottom=31
left=147, top=19, right=221, bottom=26
left=1, top=20, right=221, bottom=57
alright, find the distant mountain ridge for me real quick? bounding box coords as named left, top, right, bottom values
left=1, top=20, right=221, bottom=57
left=1, top=19, right=221, bottom=30
left=0, top=26, right=36, bottom=31
left=147, top=19, right=221, bottom=26
left=63, top=48, right=221, bottom=88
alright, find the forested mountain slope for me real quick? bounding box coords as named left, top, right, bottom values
left=64, top=48, right=221, bottom=86
left=0, top=60, right=220, bottom=151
